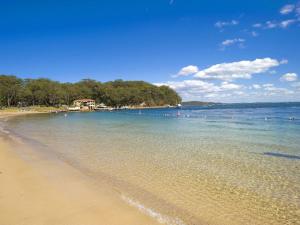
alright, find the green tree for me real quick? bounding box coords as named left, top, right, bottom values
left=0, top=75, right=23, bottom=107
left=23, top=78, right=62, bottom=106
left=0, top=75, right=181, bottom=108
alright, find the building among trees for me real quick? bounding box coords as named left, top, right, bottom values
left=73, top=99, right=96, bottom=111
left=0, top=75, right=181, bottom=108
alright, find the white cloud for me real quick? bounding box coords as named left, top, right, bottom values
left=291, top=82, right=300, bottom=89
left=279, top=19, right=296, bottom=28
left=258, top=83, right=294, bottom=95
left=268, top=70, right=277, bottom=74
left=220, top=38, right=245, bottom=49
left=215, top=20, right=239, bottom=29
left=280, top=73, right=298, bottom=82
left=154, top=80, right=243, bottom=100
left=253, top=23, right=262, bottom=28
left=204, top=93, right=231, bottom=99
left=194, top=58, right=282, bottom=81
left=254, top=20, right=297, bottom=29
left=263, top=83, right=274, bottom=88
left=155, top=80, right=220, bottom=93
left=280, top=4, right=295, bottom=15
left=155, top=56, right=299, bottom=101
left=266, top=21, right=277, bottom=29
left=221, top=38, right=244, bottom=46
left=251, top=31, right=258, bottom=37
left=251, top=4, right=299, bottom=31
left=252, top=84, right=261, bottom=89
left=220, top=82, right=242, bottom=90
left=155, top=79, right=298, bottom=102
left=173, top=65, right=199, bottom=77
left=264, top=86, right=294, bottom=95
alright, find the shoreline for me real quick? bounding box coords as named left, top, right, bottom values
left=0, top=113, right=160, bottom=225
left=0, top=107, right=65, bottom=120
left=0, top=106, right=171, bottom=116
left=0, top=111, right=47, bottom=119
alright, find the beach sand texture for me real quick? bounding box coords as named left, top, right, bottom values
left=0, top=115, right=158, bottom=225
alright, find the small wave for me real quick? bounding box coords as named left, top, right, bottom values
left=0, top=125, right=10, bottom=135
left=121, top=195, right=186, bottom=225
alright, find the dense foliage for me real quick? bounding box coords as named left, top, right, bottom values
left=0, top=75, right=181, bottom=107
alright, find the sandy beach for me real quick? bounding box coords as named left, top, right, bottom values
left=0, top=111, right=43, bottom=119
left=0, top=112, right=158, bottom=225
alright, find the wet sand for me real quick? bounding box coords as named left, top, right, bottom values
left=0, top=113, right=158, bottom=225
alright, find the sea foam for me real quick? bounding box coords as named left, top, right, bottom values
left=121, top=195, right=186, bottom=225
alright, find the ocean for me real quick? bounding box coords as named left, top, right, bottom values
left=3, top=103, right=300, bottom=225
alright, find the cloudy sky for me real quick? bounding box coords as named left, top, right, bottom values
left=1, top=0, right=300, bottom=102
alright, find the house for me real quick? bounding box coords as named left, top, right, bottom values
left=73, top=99, right=96, bottom=111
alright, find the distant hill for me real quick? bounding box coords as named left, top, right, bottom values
left=182, top=101, right=215, bottom=106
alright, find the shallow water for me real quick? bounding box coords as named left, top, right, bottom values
left=4, top=103, right=300, bottom=225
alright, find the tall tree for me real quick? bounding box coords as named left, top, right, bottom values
left=0, top=75, right=181, bottom=107
left=0, top=75, right=23, bottom=107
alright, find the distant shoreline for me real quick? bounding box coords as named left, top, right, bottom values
left=1, top=101, right=299, bottom=118
left=0, top=105, right=173, bottom=116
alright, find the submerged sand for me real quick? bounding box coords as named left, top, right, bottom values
left=0, top=113, right=158, bottom=225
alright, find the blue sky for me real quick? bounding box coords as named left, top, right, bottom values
left=1, top=0, right=300, bottom=102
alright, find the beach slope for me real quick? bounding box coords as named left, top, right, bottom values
left=0, top=134, right=158, bottom=225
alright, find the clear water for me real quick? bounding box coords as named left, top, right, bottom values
left=4, top=103, right=300, bottom=225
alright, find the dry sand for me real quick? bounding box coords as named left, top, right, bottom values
left=0, top=113, right=159, bottom=225
left=0, top=111, right=42, bottom=119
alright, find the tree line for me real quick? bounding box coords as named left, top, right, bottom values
left=0, top=75, right=181, bottom=108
